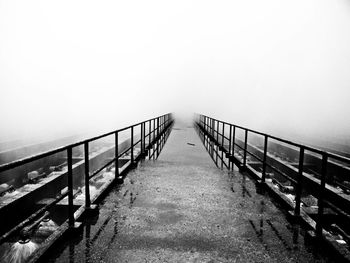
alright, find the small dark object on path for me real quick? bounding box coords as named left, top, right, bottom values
left=187, top=143, right=195, bottom=146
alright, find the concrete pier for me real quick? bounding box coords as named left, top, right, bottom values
left=47, top=125, right=331, bottom=262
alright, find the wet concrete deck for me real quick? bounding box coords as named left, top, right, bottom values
left=47, top=126, right=332, bottom=262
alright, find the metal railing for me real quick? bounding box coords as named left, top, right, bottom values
left=195, top=114, right=350, bottom=239
left=0, top=113, right=173, bottom=244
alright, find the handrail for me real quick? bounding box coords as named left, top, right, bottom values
left=198, top=114, right=350, bottom=163
left=195, top=113, right=350, bottom=240
left=0, top=113, right=171, bottom=173
left=0, top=113, right=174, bottom=244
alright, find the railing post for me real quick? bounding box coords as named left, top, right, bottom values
left=228, top=125, right=232, bottom=169
left=208, top=117, right=210, bottom=134
left=67, top=147, right=75, bottom=228
left=221, top=123, right=225, bottom=148
left=294, top=146, right=304, bottom=216
left=157, top=117, right=160, bottom=138
left=148, top=120, right=151, bottom=158
left=160, top=116, right=162, bottom=135
left=141, top=122, right=144, bottom=156
left=163, top=116, right=165, bottom=145
left=156, top=117, right=160, bottom=157
left=221, top=123, right=225, bottom=169
left=144, top=122, right=146, bottom=153
left=205, top=117, right=208, bottom=151
left=215, top=121, right=219, bottom=166
left=153, top=119, right=156, bottom=141
left=164, top=117, right=167, bottom=141
left=131, top=126, right=134, bottom=163
left=84, top=142, right=91, bottom=208
left=211, top=118, right=214, bottom=156
left=160, top=122, right=163, bottom=151
left=208, top=117, right=213, bottom=136
left=243, top=129, right=248, bottom=167
left=160, top=118, right=163, bottom=142
left=316, top=153, right=328, bottom=237
left=115, top=132, right=119, bottom=178
left=262, top=135, right=268, bottom=183
left=231, top=126, right=236, bottom=170
left=162, top=116, right=165, bottom=147
left=204, top=122, right=207, bottom=147
left=160, top=116, right=162, bottom=133
left=216, top=120, right=219, bottom=142
left=153, top=119, right=156, bottom=160
left=208, top=118, right=210, bottom=136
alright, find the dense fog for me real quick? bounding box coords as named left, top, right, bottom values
left=1, top=0, right=349, bottom=151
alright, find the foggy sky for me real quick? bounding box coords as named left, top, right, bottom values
left=1, top=0, right=350, bottom=146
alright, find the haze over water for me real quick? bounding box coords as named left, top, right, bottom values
left=1, top=0, right=350, bottom=153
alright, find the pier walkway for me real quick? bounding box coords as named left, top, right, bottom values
left=47, top=125, right=330, bottom=262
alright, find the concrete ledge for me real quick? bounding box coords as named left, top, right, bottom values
left=27, top=222, right=70, bottom=263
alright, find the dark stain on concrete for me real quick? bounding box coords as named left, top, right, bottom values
left=155, top=202, right=178, bottom=210
left=157, top=210, right=183, bottom=225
